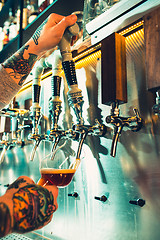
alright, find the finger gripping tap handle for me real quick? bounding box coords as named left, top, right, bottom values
left=51, top=76, right=61, bottom=97
left=32, top=85, right=41, bottom=103
left=62, top=60, right=77, bottom=86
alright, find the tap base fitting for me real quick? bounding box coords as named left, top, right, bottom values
left=28, top=133, right=47, bottom=141
left=49, top=129, right=65, bottom=138
left=110, top=101, right=120, bottom=116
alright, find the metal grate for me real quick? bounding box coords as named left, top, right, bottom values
left=1, top=233, right=32, bottom=240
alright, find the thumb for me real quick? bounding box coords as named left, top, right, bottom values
left=58, top=14, right=77, bottom=30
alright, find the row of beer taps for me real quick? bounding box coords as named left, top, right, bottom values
left=0, top=20, right=143, bottom=164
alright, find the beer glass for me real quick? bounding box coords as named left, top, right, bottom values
left=37, top=140, right=80, bottom=188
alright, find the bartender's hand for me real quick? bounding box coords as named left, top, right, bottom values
left=30, top=13, right=77, bottom=56
left=0, top=176, right=58, bottom=238
left=2, top=13, right=77, bottom=86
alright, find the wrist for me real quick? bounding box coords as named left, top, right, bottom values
left=26, top=38, right=46, bottom=59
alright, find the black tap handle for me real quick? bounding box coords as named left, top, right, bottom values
left=62, top=60, right=77, bottom=86
left=51, top=76, right=61, bottom=97
left=32, top=85, right=41, bottom=103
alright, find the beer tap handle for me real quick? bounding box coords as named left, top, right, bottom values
left=30, top=59, right=45, bottom=135
left=51, top=75, right=61, bottom=98
left=32, top=61, right=42, bottom=109
left=59, top=25, right=81, bottom=102
left=49, top=75, right=62, bottom=131
left=58, top=22, right=84, bottom=125
left=110, top=125, right=123, bottom=157
left=50, top=50, right=62, bottom=99
left=58, top=22, right=79, bottom=62
left=59, top=22, right=79, bottom=85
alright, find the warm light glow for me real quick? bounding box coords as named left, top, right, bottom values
left=75, top=50, right=101, bottom=69
left=119, top=20, right=144, bottom=36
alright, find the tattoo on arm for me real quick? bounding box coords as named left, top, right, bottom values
left=7, top=178, right=27, bottom=190
left=32, top=18, right=48, bottom=45
left=2, top=44, right=38, bottom=86
left=0, top=202, right=11, bottom=238
left=13, top=185, right=56, bottom=233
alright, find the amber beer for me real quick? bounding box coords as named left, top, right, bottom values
left=38, top=168, right=76, bottom=187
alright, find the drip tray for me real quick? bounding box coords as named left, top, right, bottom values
left=1, top=234, right=32, bottom=240
left=1, top=233, right=51, bottom=240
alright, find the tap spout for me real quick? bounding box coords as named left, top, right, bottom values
left=76, top=130, right=88, bottom=160
left=49, top=130, right=66, bottom=161
left=30, top=140, right=40, bottom=162
left=29, top=134, right=45, bottom=161
left=110, top=125, right=123, bottom=157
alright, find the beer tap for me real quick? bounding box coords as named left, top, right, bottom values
left=14, top=111, right=30, bottom=147
left=29, top=58, right=46, bottom=161
left=0, top=104, right=14, bottom=163
left=0, top=106, right=30, bottom=163
left=49, top=75, right=66, bottom=159
left=45, top=50, right=66, bottom=159
left=6, top=100, right=30, bottom=147
left=58, top=22, right=89, bottom=162
left=72, top=119, right=107, bottom=160
left=58, top=21, right=108, bottom=161
left=106, top=101, right=143, bottom=157
left=152, top=90, right=160, bottom=117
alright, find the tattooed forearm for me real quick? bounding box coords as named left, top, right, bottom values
left=32, top=18, right=48, bottom=45
left=13, top=184, right=56, bottom=233
left=2, top=44, right=38, bottom=86
left=0, top=202, right=11, bottom=238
